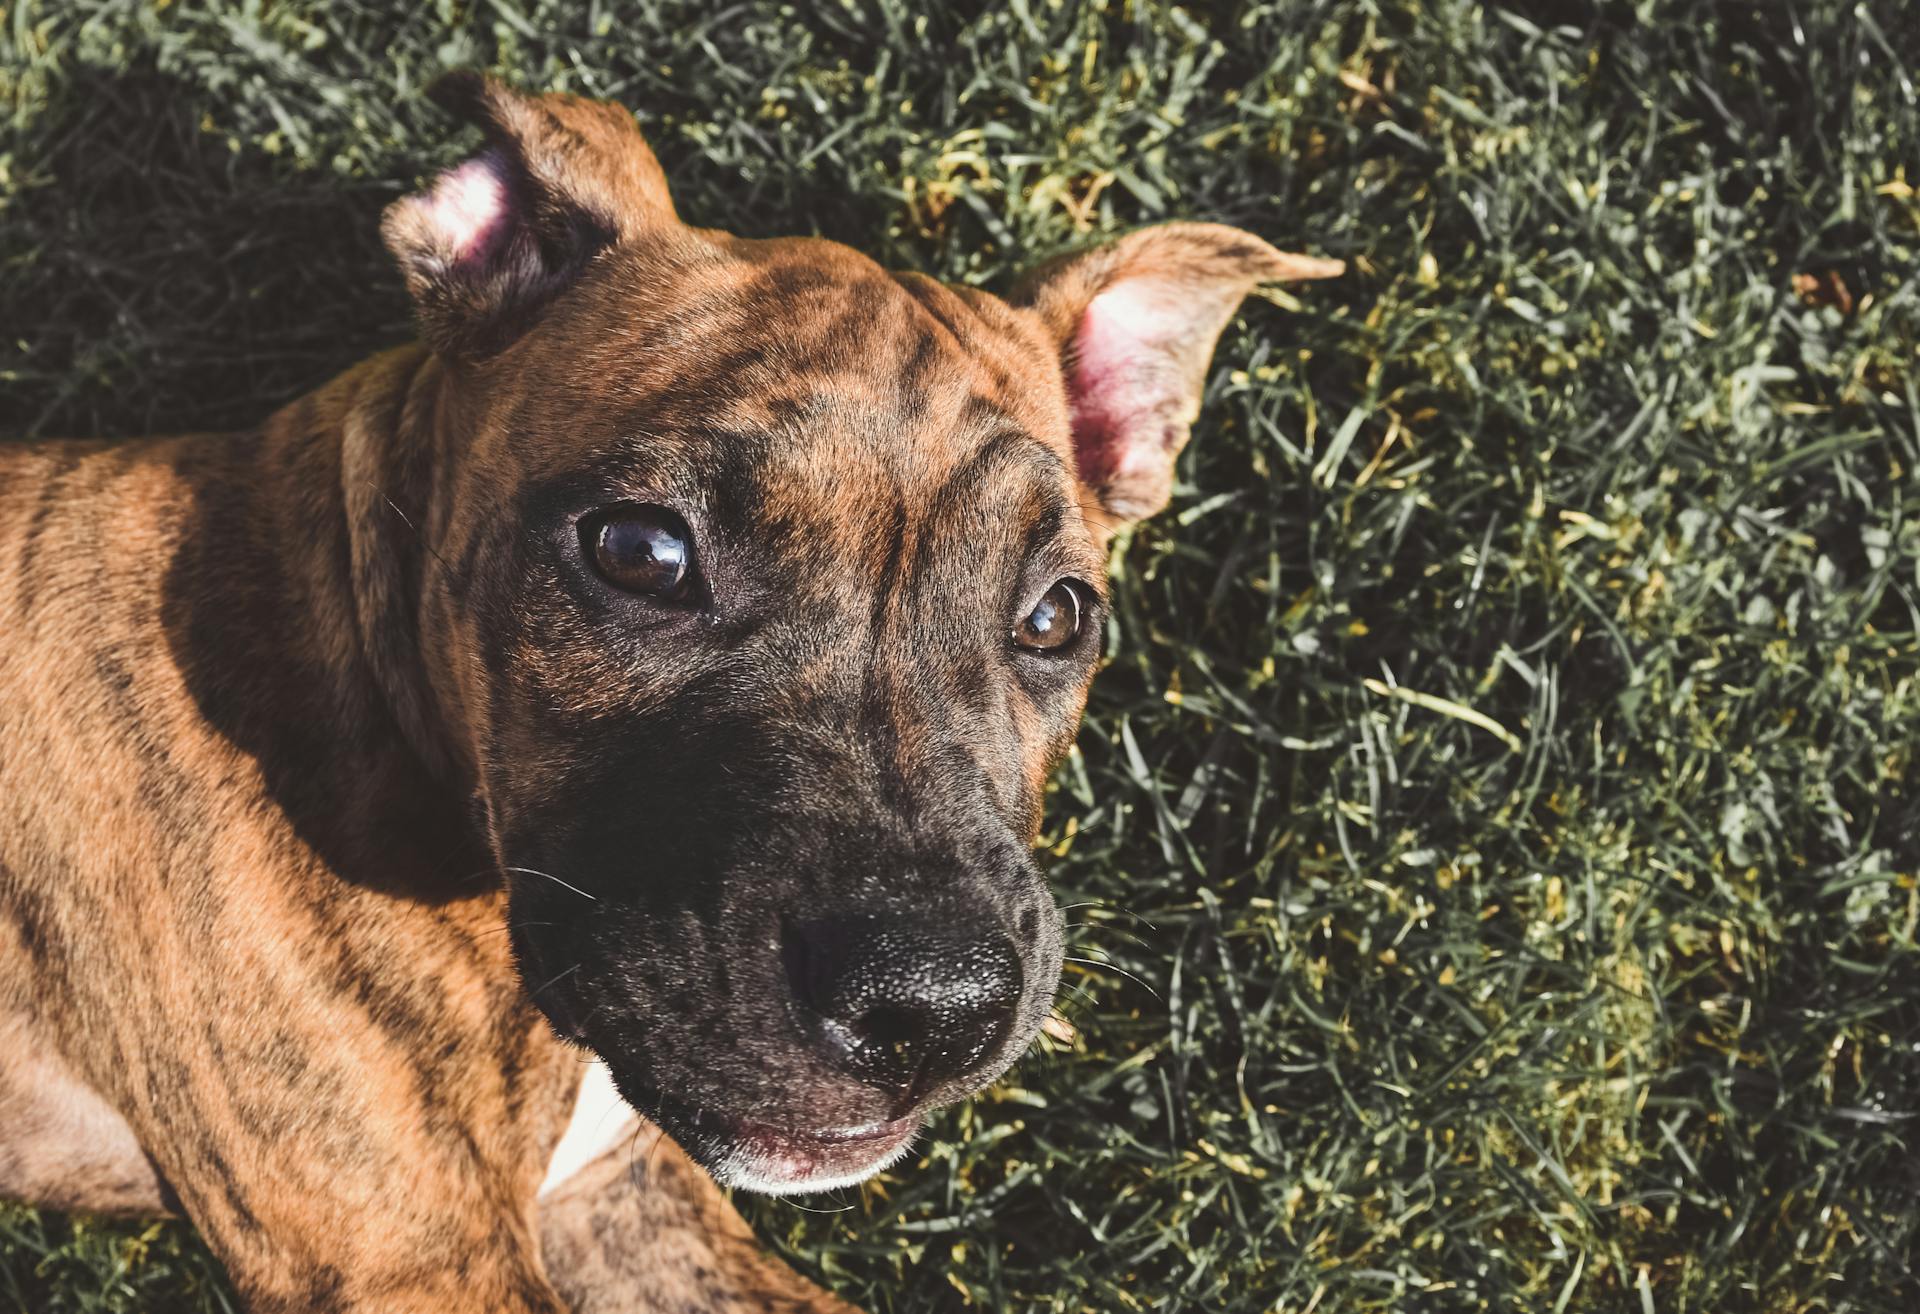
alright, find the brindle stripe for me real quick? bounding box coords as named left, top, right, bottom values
left=893, top=326, right=943, bottom=421
left=14, top=445, right=86, bottom=620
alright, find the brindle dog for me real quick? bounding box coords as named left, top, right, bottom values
left=0, top=74, right=1339, bottom=1312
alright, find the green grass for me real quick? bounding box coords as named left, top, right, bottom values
left=5, top=1, right=1919, bottom=1310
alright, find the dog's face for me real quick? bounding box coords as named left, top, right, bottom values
left=381, top=75, right=1337, bottom=1192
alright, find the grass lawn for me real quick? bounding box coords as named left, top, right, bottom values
left=4, top=1, right=1919, bottom=1310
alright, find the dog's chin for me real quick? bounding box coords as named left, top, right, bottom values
left=682, top=1111, right=922, bottom=1195
left=624, top=1084, right=922, bottom=1194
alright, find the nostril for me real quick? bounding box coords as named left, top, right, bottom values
left=781, top=917, right=822, bottom=1014
left=849, top=1004, right=920, bottom=1053
left=783, top=915, right=1024, bottom=1098
left=783, top=915, right=859, bottom=1018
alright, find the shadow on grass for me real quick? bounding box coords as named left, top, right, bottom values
left=2, top=65, right=407, bottom=441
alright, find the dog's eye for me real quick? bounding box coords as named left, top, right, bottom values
left=583, top=505, right=692, bottom=598
left=1014, top=580, right=1086, bottom=653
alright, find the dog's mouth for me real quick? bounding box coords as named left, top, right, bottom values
left=622, top=1083, right=921, bottom=1194
left=514, top=941, right=926, bottom=1191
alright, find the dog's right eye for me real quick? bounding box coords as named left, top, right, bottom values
left=582, top=505, right=692, bottom=598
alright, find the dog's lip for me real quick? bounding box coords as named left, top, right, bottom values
left=644, top=1086, right=917, bottom=1150
left=737, top=1112, right=917, bottom=1147
left=621, top=1082, right=921, bottom=1191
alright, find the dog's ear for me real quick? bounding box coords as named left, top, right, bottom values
left=1013, top=223, right=1342, bottom=525
left=382, top=72, right=679, bottom=359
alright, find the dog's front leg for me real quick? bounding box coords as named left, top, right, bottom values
left=539, top=1115, right=861, bottom=1314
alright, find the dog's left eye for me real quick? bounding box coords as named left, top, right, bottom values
left=1014, top=580, right=1088, bottom=653
left=582, top=505, right=692, bottom=598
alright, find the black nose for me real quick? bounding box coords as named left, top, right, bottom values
left=785, top=916, right=1023, bottom=1101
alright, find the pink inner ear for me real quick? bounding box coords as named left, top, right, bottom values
left=417, top=154, right=510, bottom=262
left=1067, top=281, right=1182, bottom=490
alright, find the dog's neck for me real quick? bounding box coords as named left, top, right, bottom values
left=172, top=343, right=492, bottom=900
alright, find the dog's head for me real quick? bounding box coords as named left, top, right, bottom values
left=375, top=74, right=1336, bottom=1192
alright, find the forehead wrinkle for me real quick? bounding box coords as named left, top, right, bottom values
left=924, top=430, right=1056, bottom=542
left=912, top=428, right=1099, bottom=585
left=896, top=273, right=1074, bottom=448
left=810, top=288, right=980, bottom=485
left=891, top=279, right=1032, bottom=432
left=727, top=305, right=975, bottom=535
left=742, top=401, right=913, bottom=622
left=746, top=407, right=1092, bottom=646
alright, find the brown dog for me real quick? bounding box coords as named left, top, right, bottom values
left=0, top=73, right=1338, bottom=1312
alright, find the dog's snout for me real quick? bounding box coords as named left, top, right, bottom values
left=785, top=916, right=1022, bottom=1101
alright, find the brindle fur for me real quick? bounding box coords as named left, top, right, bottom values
left=539, top=1117, right=860, bottom=1314
left=0, top=73, right=1335, bottom=1312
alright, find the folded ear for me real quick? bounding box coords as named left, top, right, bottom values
left=382, top=72, right=679, bottom=359
left=1013, top=223, right=1342, bottom=524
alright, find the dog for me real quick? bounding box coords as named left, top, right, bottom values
left=0, top=72, right=1339, bottom=1313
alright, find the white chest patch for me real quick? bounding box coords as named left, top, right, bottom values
left=539, top=1058, right=638, bottom=1197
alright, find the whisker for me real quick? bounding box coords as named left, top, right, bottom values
left=363, top=479, right=458, bottom=577
left=1069, top=943, right=1132, bottom=965
left=1066, top=924, right=1154, bottom=953
left=1057, top=899, right=1159, bottom=931
left=1063, top=955, right=1161, bottom=1000
left=527, top=961, right=583, bottom=997
left=1055, top=983, right=1100, bottom=1011
left=478, top=920, right=558, bottom=939
left=625, top=1117, right=653, bottom=1187
left=502, top=866, right=599, bottom=902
